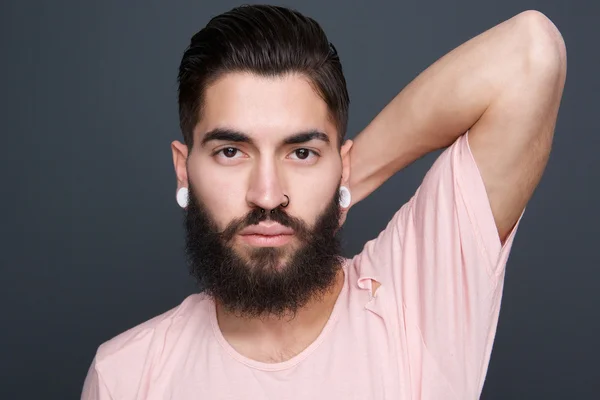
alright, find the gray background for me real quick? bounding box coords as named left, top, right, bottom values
left=1, top=0, right=597, bottom=398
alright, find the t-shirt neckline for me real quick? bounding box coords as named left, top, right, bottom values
left=208, top=260, right=349, bottom=372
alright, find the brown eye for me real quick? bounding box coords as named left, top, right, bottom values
left=223, top=147, right=238, bottom=158
left=295, top=148, right=309, bottom=159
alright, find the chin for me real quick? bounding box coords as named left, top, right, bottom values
left=235, top=243, right=297, bottom=270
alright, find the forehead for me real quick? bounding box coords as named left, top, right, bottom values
left=196, top=72, right=336, bottom=144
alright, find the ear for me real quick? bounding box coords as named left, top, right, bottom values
left=338, top=139, right=353, bottom=226
left=171, top=140, right=189, bottom=191
left=340, top=139, right=353, bottom=186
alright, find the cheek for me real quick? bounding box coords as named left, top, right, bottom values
left=188, top=158, right=249, bottom=228
left=288, top=161, right=341, bottom=223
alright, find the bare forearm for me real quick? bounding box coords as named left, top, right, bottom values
left=348, top=10, right=564, bottom=205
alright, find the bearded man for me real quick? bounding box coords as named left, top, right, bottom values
left=82, top=4, right=566, bottom=399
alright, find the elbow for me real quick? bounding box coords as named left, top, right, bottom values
left=514, top=10, right=567, bottom=83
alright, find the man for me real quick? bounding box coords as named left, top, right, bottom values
left=82, top=4, right=566, bottom=399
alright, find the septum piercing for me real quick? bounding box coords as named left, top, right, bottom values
left=260, top=195, right=290, bottom=214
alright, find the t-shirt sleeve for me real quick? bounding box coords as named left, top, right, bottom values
left=81, top=357, right=114, bottom=400
left=354, top=132, right=524, bottom=398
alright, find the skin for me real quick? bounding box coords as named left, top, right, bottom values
left=172, top=72, right=353, bottom=361
left=172, top=10, right=566, bottom=363
left=349, top=11, right=567, bottom=243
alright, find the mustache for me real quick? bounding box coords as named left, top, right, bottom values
left=218, top=207, right=311, bottom=243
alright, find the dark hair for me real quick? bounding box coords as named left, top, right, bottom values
left=177, top=4, right=349, bottom=149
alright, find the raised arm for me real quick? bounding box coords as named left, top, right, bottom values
left=348, top=10, right=566, bottom=242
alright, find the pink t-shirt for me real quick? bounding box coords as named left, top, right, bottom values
left=82, top=133, right=523, bottom=399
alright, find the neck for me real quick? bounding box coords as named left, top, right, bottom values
left=214, top=268, right=345, bottom=363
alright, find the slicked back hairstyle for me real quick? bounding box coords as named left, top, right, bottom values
left=177, top=4, right=349, bottom=149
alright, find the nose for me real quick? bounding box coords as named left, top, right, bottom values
left=245, top=158, right=288, bottom=212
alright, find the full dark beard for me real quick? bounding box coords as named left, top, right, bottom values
left=184, top=184, right=344, bottom=319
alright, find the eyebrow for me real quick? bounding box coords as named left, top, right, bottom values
left=200, top=128, right=330, bottom=147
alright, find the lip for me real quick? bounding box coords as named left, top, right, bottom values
left=239, top=234, right=293, bottom=247
left=239, top=223, right=294, bottom=236
left=238, top=223, right=294, bottom=247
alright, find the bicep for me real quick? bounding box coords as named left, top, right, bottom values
left=468, top=11, right=567, bottom=242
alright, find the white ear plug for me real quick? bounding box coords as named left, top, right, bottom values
left=176, top=187, right=189, bottom=208
left=339, top=186, right=351, bottom=208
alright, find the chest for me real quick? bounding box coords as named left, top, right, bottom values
left=160, top=326, right=404, bottom=400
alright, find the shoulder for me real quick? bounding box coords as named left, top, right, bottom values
left=93, top=293, right=211, bottom=374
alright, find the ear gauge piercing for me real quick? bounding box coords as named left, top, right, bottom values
left=176, top=187, right=189, bottom=208
left=339, top=186, right=351, bottom=208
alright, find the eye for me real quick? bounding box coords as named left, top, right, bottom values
left=289, top=148, right=318, bottom=161
left=215, top=147, right=243, bottom=159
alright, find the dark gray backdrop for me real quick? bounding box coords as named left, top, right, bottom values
left=1, top=0, right=598, bottom=398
